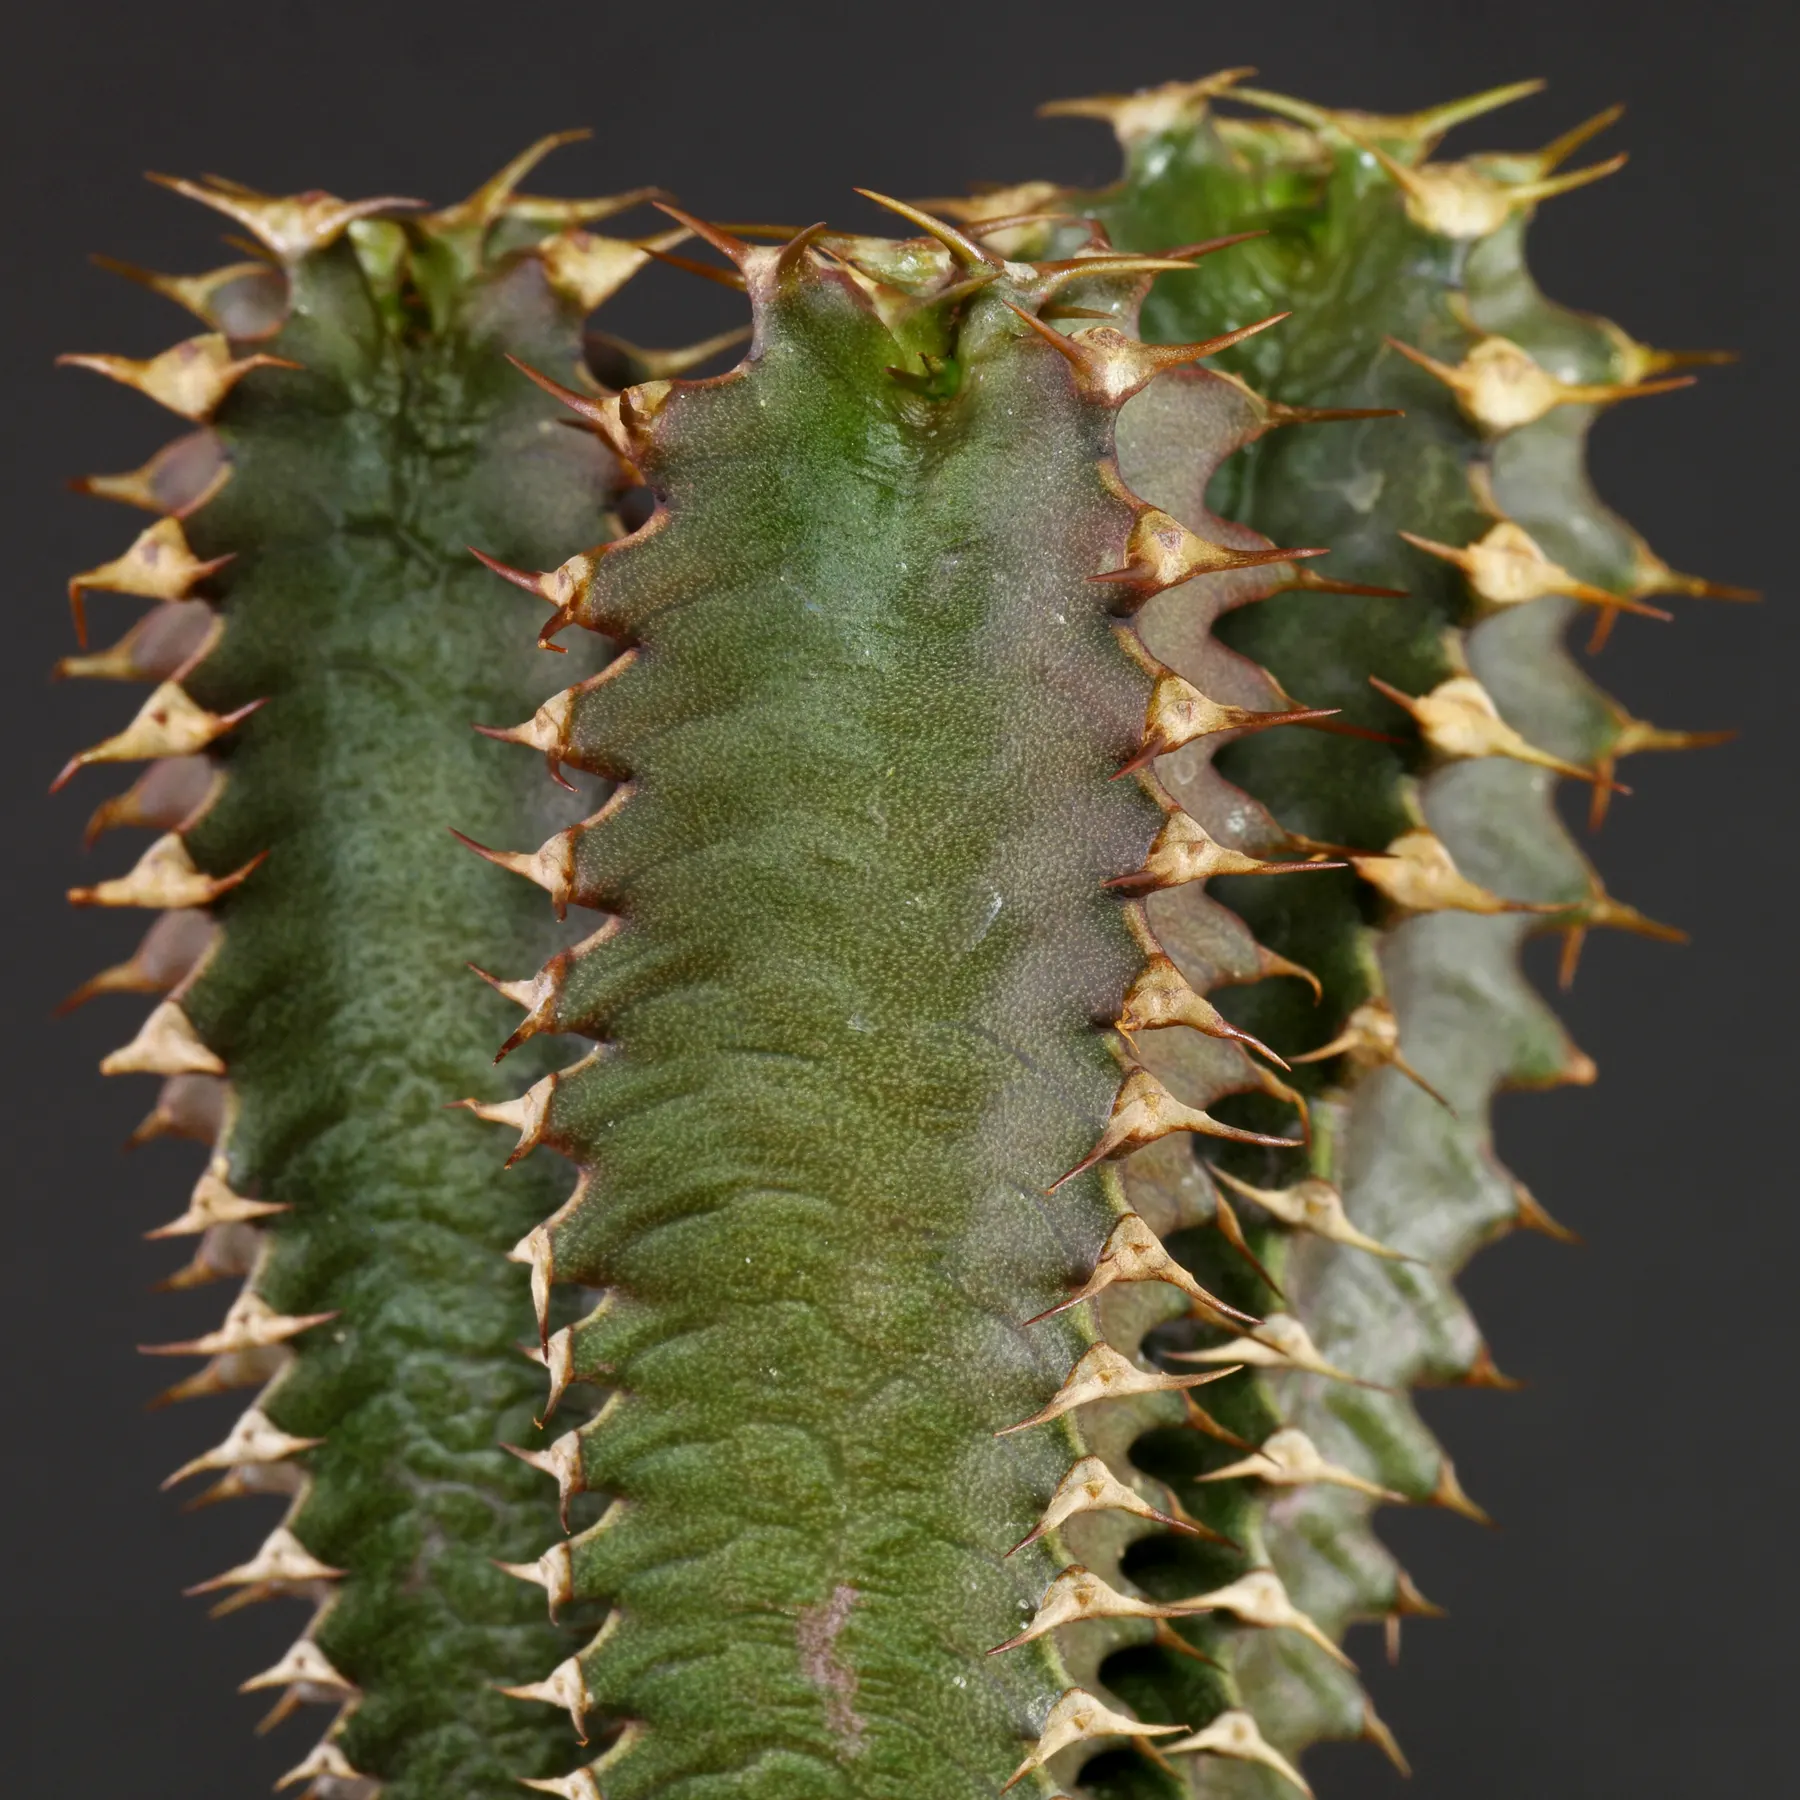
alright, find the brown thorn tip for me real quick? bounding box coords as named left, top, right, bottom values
left=650, top=201, right=753, bottom=264
left=468, top=545, right=543, bottom=593
left=448, top=826, right=496, bottom=858
left=852, top=189, right=1003, bottom=267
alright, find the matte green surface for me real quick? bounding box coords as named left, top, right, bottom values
left=498, top=252, right=1221, bottom=1799
left=1053, top=81, right=1709, bottom=1795
left=116, top=212, right=622, bottom=1795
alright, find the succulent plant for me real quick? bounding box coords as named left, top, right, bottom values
left=55, top=76, right=1743, bottom=1800
left=53, top=139, right=693, bottom=1799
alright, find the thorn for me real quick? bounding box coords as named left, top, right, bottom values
left=852, top=190, right=1004, bottom=268
left=73, top=427, right=232, bottom=518
left=126, top=1071, right=226, bottom=1148
left=586, top=322, right=752, bottom=380
left=59, top=334, right=298, bottom=425
left=163, top=1407, right=320, bottom=1490
left=81, top=753, right=222, bottom=851
left=63, top=518, right=235, bottom=645
left=451, top=1069, right=558, bottom=1167
left=1206, top=1190, right=1283, bottom=1296
left=1001, top=1688, right=1187, bottom=1792
left=989, top=1564, right=1221, bottom=1654
left=1093, top=504, right=1326, bottom=609
left=1198, top=1424, right=1405, bottom=1501
left=1168, top=1567, right=1352, bottom=1667
left=1511, top=1178, right=1583, bottom=1245
left=146, top=1163, right=286, bottom=1238
left=1048, top=1067, right=1301, bottom=1192
left=68, top=834, right=265, bottom=911
left=1351, top=125, right=1625, bottom=239
left=1023, top=1210, right=1254, bottom=1329
left=1448, top=1341, right=1525, bottom=1391
left=1181, top=1391, right=1258, bottom=1452
left=146, top=1339, right=286, bottom=1408
left=57, top=905, right=217, bottom=1015
left=1551, top=877, right=1687, bottom=961
left=650, top=201, right=755, bottom=267
left=275, top=1739, right=369, bottom=1792
left=1116, top=953, right=1289, bottom=1068
left=640, top=244, right=749, bottom=290
left=1400, top=521, right=1668, bottom=620
left=501, top=355, right=637, bottom=463
left=1601, top=318, right=1736, bottom=383
left=773, top=220, right=831, bottom=283
left=88, top=254, right=282, bottom=338
left=996, top=1343, right=1242, bottom=1436
left=475, top=685, right=582, bottom=790
left=146, top=171, right=421, bottom=260
left=239, top=1638, right=356, bottom=1710
left=1027, top=250, right=1232, bottom=300
left=1038, top=68, right=1257, bottom=138
left=1431, top=1457, right=1495, bottom=1526
left=1393, top=1568, right=1448, bottom=1621
left=1004, top=305, right=1290, bottom=406
left=99, top=1000, right=224, bottom=1077
left=500, top=1657, right=591, bottom=1743
left=469, top=537, right=609, bottom=647
left=1170, top=1312, right=1372, bottom=1387
left=1363, top=1702, right=1411, bottom=1777
left=1525, top=101, right=1626, bottom=172
left=1628, top=537, right=1760, bottom=608
left=1233, top=76, right=1544, bottom=156
left=1006, top=1455, right=1217, bottom=1556
left=1114, top=666, right=1338, bottom=776
left=503, top=1432, right=583, bottom=1529
left=509, top=1225, right=555, bottom=1343
left=1252, top=942, right=1323, bottom=1002
left=1287, top=994, right=1453, bottom=1110
left=184, top=1524, right=343, bottom=1597
left=1352, top=828, right=1558, bottom=919
left=495, top=1542, right=574, bottom=1621
left=56, top=600, right=221, bottom=687
left=1164, top=1708, right=1312, bottom=1796
left=1263, top=403, right=1404, bottom=430
left=1209, top=1166, right=1409, bottom=1261
left=1105, top=811, right=1344, bottom=896
left=537, top=224, right=686, bottom=316
left=1152, top=1617, right=1222, bottom=1665
left=51, top=686, right=262, bottom=791
left=141, top=1290, right=336, bottom=1358
left=1370, top=672, right=1623, bottom=793
left=449, top=824, right=576, bottom=917
left=526, top=1327, right=576, bottom=1426
left=1387, top=333, right=1692, bottom=434
left=519, top=1772, right=603, bottom=1800
left=419, top=131, right=598, bottom=235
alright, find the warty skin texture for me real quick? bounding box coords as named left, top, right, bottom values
left=56, top=147, right=673, bottom=1799
left=477, top=220, right=1338, bottom=1799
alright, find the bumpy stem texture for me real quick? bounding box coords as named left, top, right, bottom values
left=926, top=71, right=1746, bottom=1795
left=475, top=218, right=1348, bottom=1798
left=57, top=147, right=669, bottom=1798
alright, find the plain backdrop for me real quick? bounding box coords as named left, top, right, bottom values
left=2, top=2, right=1792, bottom=1796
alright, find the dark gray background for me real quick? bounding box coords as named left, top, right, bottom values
left=2, top=1, right=1791, bottom=1795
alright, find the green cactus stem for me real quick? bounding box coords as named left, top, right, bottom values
left=468, top=200, right=1431, bottom=1800
left=58, top=83, right=1743, bottom=1800
left=912, top=70, right=1746, bottom=1792
left=54, top=140, right=690, bottom=1799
